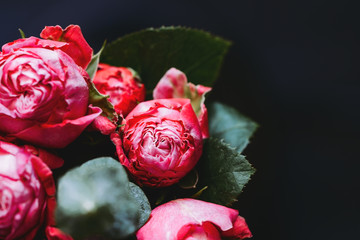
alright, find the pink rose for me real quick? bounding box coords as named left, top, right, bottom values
left=93, top=63, right=146, bottom=117
left=0, top=140, right=57, bottom=240
left=0, top=29, right=101, bottom=148
left=111, top=98, right=203, bottom=187
left=153, top=68, right=211, bottom=138
left=136, top=198, right=252, bottom=240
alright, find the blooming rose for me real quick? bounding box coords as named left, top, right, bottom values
left=0, top=140, right=57, bottom=240
left=111, top=99, right=203, bottom=187
left=93, top=63, right=146, bottom=117
left=153, top=68, right=211, bottom=138
left=0, top=25, right=101, bottom=148
left=136, top=198, right=252, bottom=240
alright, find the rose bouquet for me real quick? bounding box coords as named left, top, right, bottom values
left=0, top=25, right=257, bottom=240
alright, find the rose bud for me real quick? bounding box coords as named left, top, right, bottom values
left=93, top=63, right=146, bottom=117
left=111, top=99, right=203, bottom=187
left=0, top=140, right=57, bottom=240
left=136, top=198, right=252, bottom=240
left=0, top=26, right=101, bottom=148
left=153, top=68, right=212, bottom=138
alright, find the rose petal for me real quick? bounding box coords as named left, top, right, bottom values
left=46, top=226, right=73, bottom=240
left=136, top=198, right=252, bottom=240
left=153, top=68, right=211, bottom=138
left=40, top=25, right=93, bottom=69
left=24, top=145, right=64, bottom=169
left=9, top=106, right=101, bottom=148
left=90, top=115, right=117, bottom=135
left=2, top=37, right=68, bottom=54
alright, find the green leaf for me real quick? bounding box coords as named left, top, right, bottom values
left=101, top=26, right=231, bottom=95
left=86, top=41, right=116, bottom=120
left=56, top=157, right=150, bottom=240
left=208, top=101, right=258, bottom=153
left=197, top=138, right=255, bottom=206
left=86, top=41, right=106, bottom=81
left=88, top=80, right=116, bottom=120
left=18, top=28, right=25, bottom=38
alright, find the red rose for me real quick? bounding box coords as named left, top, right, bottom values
left=136, top=198, right=252, bottom=240
left=111, top=99, right=203, bottom=187
left=0, top=28, right=101, bottom=148
left=93, top=63, right=146, bottom=117
left=153, top=68, right=211, bottom=138
left=40, top=25, right=93, bottom=69
left=0, top=140, right=57, bottom=240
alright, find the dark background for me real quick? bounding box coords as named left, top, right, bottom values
left=1, top=0, right=359, bottom=239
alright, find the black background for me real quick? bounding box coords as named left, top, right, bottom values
left=1, top=0, right=359, bottom=239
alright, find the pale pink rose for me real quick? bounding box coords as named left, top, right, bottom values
left=111, top=99, right=203, bottom=187
left=153, top=68, right=211, bottom=138
left=0, top=33, right=101, bottom=148
left=136, top=198, right=252, bottom=240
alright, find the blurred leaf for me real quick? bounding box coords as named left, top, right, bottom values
left=198, top=138, right=255, bottom=206
left=208, top=101, right=258, bottom=153
left=101, top=26, right=231, bottom=96
left=56, top=157, right=150, bottom=240
left=128, top=182, right=151, bottom=228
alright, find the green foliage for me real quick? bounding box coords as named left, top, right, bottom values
left=101, top=26, right=231, bottom=96
left=87, top=80, right=116, bottom=120
left=86, top=42, right=117, bottom=120
left=86, top=41, right=106, bottom=81
left=208, top=101, right=258, bottom=153
left=197, top=138, right=255, bottom=206
left=56, top=157, right=150, bottom=240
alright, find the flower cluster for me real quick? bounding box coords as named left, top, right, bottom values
left=0, top=25, right=254, bottom=240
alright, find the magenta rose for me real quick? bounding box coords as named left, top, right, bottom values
left=0, top=140, right=57, bottom=240
left=111, top=98, right=203, bottom=187
left=0, top=26, right=101, bottom=148
left=136, top=198, right=252, bottom=240
left=153, top=68, right=211, bottom=138
left=93, top=63, right=146, bottom=117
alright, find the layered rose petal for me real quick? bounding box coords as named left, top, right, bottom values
left=136, top=198, right=252, bottom=240
left=0, top=141, right=57, bottom=240
left=2, top=36, right=68, bottom=54
left=40, top=25, right=93, bottom=69
left=93, top=63, right=146, bottom=116
left=0, top=35, right=101, bottom=148
left=1, top=105, right=101, bottom=148
left=153, top=68, right=211, bottom=138
left=111, top=99, right=202, bottom=187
